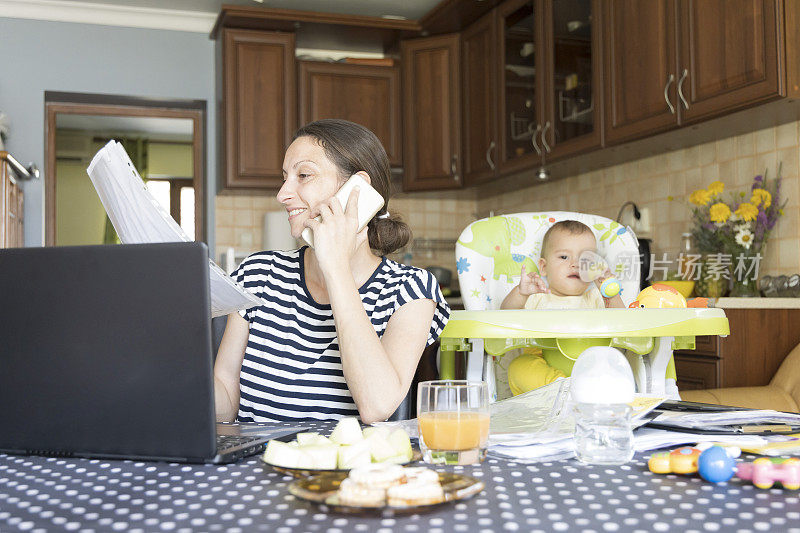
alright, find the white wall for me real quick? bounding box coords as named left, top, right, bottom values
left=0, top=16, right=216, bottom=249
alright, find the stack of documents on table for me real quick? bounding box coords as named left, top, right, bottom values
left=646, top=409, right=800, bottom=434
left=87, top=141, right=267, bottom=317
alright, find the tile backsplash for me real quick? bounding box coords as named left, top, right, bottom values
left=476, top=120, right=800, bottom=277
left=216, top=119, right=800, bottom=280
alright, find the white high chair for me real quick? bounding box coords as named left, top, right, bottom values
left=445, top=212, right=685, bottom=401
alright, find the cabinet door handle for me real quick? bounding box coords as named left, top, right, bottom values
left=664, top=73, right=676, bottom=114
left=541, top=121, right=551, bottom=153
left=531, top=123, right=542, bottom=155
left=486, top=141, right=496, bottom=171
left=677, top=68, right=689, bottom=110
left=451, top=154, right=459, bottom=181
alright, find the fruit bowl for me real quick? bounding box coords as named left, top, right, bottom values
left=658, top=280, right=695, bottom=298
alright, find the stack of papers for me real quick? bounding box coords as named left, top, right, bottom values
left=87, top=141, right=267, bottom=317
left=648, top=409, right=800, bottom=433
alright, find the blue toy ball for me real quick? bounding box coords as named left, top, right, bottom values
left=698, top=446, right=736, bottom=483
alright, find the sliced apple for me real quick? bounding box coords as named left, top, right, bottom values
left=365, top=431, right=398, bottom=463
left=300, top=444, right=339, bottom=470
left=337, top=439, right=372, bottom=469
left=329, top=417, right=363, bottom=445
left=362, top=426, right=390, bottom=440
left=387, top=428, right=413, bottom=462
left=263, top=440, right=311, bottom=468
left=296, top=432, right=331, bottom=446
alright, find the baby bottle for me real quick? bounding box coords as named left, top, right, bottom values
left=570, top=346, right=635, bottom=465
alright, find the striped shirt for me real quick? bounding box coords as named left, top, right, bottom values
left=232, top=247, right=450, bottom=422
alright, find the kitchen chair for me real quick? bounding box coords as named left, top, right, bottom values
left=445, top=211, right=680, bottom=401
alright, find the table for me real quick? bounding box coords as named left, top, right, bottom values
left=2, top=421, right=799, bottom=533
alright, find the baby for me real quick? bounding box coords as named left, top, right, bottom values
left=501, top=220, right=625, bottom=394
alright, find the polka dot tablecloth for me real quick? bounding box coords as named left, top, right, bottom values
left=2, top=421, right=799, bottom=532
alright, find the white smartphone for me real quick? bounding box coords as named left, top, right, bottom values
left=301, top=174, right=385, bottom=248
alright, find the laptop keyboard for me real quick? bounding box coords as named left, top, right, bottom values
left=214, top=434, right=266, bottom=463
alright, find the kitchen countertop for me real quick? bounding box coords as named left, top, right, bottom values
left=713, top=297, right=800, bottom=308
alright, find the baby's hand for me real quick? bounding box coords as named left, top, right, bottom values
left=518, top=265, right=549, bottom=296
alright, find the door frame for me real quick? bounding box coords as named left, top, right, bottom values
left=44, top=91, right=207, bottom=246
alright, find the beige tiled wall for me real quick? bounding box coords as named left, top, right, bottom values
left=216, top=119, right=800, bottom=278
left=215, top=187, right=478, bottom=278
left=476, top=120, right=800, bottom=277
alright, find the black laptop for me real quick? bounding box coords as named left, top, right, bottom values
left=0, top=242, right=294, bottom=463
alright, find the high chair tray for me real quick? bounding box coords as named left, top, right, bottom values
left=439, top=308, right=729, bottom=339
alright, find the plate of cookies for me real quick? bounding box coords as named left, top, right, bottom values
left=288, top=463, right=484, bottom=515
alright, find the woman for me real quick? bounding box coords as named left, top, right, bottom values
left=214, top=119, right=450, bottom=424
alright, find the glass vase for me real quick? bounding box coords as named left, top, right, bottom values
left=694, top=253, right=730, bottom=299
left=728, top=247, right=764, bottom=297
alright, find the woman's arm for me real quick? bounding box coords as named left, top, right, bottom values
left=306, top=189, right=440, bottom=423
left=213, top=312, right=249, bottom=422
left=327, top=275, right=436, bottom=423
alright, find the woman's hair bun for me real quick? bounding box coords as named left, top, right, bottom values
left=368, top=212, right=412, bottom=256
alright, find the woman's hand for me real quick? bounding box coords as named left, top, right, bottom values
left=304, top=187, right=368, bottom=272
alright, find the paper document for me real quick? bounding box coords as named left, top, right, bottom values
left=87, top=140, right=267, bottom=317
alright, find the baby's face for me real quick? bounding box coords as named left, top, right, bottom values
left=539, top=230, right=598, bottom=297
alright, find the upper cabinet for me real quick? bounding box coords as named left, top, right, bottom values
left=219, top=29, right=296, bottom=189
left=401, top=34, right=462, bottom=191
left=496, top=0, right=542, bottom=174
left=298, top=61, right=402, bottom=167
left=461, top=10, right=499, bottom=185
left=540, top=0, right=603, bottom=161
left=460, top=0, right=602, bottom=184
left=678, top=0, right=782, bottom=123
left=604, top=0, right=783, bottom=145
left=212, top=1, right=796, bottom=193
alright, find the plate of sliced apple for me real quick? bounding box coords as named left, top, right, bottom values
left=261, top=417, right=420, bottom=478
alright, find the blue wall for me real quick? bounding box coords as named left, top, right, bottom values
left=0, top=17, right=216, bottom=249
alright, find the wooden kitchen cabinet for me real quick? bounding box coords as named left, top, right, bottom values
left=461, top=0, right=602, bottom=184
left=401, top=34, right=463, bottom=191
left=674, top=307, right=800, bottom=391
left=461, top=9, right=498, bottom=185
left=219, top=28, right=296, bottom=190
left=604, top=0, right=783, bottom=145
left=539, top=0, right=603, bottom=161
left=1, top=152, right=24, bottom=248
left=677, top=0, right=782, bottom=124
left=298, top=61, right=402, bottom=167
left=603, top=0, right=679, bottom=144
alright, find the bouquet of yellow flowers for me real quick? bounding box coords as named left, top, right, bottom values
left=687, top=165, right=786, bottom=295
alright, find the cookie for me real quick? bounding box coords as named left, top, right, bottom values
left=402, top=467, right=439, bottom=485
left=335, top=477, right=386, bottom=507
left=386, top=479, right=445, bottom=507
left=347, top=463, right=407, bottom=489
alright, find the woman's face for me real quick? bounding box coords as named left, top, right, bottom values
left=277, top=136, right=342, bottom=239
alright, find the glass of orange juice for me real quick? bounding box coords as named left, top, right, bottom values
left=417, top=380, right=490, bottom=465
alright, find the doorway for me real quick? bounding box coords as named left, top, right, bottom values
left=44, top=92, right=206, bottom=246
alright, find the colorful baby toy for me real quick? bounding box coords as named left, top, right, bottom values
left=629, top=284, right=709, bottom=309
left=648, top=445, right=738, bottom=483
left=736, top=458, right=800, bottom=489
left=648, top=446, right=701, bottom=474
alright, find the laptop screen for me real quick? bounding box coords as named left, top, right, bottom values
left=0, top=242, right=217, bottom=461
